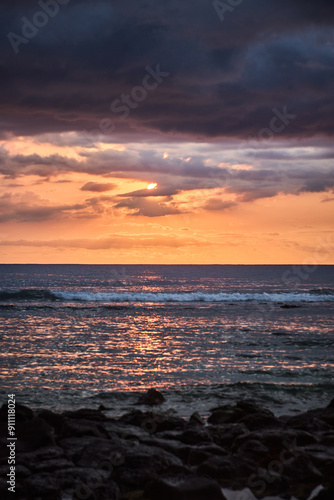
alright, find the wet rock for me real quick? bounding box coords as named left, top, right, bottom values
left=280, top=304, right=301, bottom=308
left=284, top=411, right=333, bottom=433
left=208, top=405, right=245, bottom=424
left=302, top=444, right=334, bottom=481
left=24, top=472, right=60, bottom=499
left=61, top=417, right=110, bottom=439
left=327, top=398, right=334, bottom=409
left=63, top=407, right=108, bottom=421
left=187, top=444, right=227, bottom=466
left=34, top=457, right=75, bottom=473
left=177, top=427, right=213, bottom=445
left=119, top=410, right=185, bottom=433
left=197, top=454, right=255, bottom=487
left=145, top=476, right=226, bottom=500
left=283, top=452, right=323, bottom=482
left=111, top=443, right=186, bottom=492
left=208, top=423, right=249, bottom=449
left=189, top=412, right=205, bottom=426
left=141, top=436, right=190, bottom=462
left=16, top=417, right=56, bottom=452
left=238, top=411, right=280, bottom=431
left=136, top=389, right=165, bottom=406
left=38, top=409, right=65, bottom=435
left=0, top=403, right=33, bottom=423
left=17, top=445, right=65, bottom=470
left=235, top=399, right=267, bottom=414
left=234, top=438, right=270, bottom=458
left=313, top=486, right=334, bottom=500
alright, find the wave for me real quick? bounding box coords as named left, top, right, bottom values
left=1, top=288, right=334, bottom=303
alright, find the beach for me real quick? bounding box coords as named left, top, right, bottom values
left=0, top=392, right=334, bottom=499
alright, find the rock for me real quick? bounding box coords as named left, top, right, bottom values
left=327, top=398, right=334, bottom=409
left=234, top=438, right=270, bottom=458
left=280, top=304, right=301, bottom=308
left=61, top=417, right=110, bottom=439
left=119, top=410, right=185, bottom=433
left=208, top=423, right=249, bottom=449
left=63, top=408, right=108, bottom=421
left=16, top=417, right=55, bottom=452
left=0, top=403, right=33, bottom=423
left=187, top=444, right=227, bottom=466
left=197, top=454, right=255, bottom=486
left=24, top=472, right=60, bottom=499
left=284, top=411, right=333, bottom=433
left=238, top=411, right=280, bottom=431
left=189, top=412, right=205, bottom=426
left=145, top=476, right=226, bottom=500
left=313, top=486, right=334, bottom=500
left=38, top=409, right=65, bottom=435
left=235, top=399, right=266, bottom=414
left=208, top=405, right=245, bottom=424
left=111, top=442, right=187, bottom=492
left=136, top=389, right=165, bottom=406
left=177, top=427, right=213, bottom=445
left=17, top=445, right=65, bottom=470
left=141, top=436, right=190, bottom=462
left=23, top=467, right=120, bottom=500
left=284, top=452, right=323, bottom=482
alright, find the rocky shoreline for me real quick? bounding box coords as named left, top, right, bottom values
left=1, top=390, right=334, bottom=500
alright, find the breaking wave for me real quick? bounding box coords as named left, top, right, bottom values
left=1, top=288, right=334, bottom=303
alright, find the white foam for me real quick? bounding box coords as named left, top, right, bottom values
left=53, top=290, right=334, bottom=303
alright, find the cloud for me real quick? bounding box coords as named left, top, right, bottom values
left=0, top=234, right=204, bottom=249
left=0, top=192, right=84, bottom=223
left=0, top=192, right=118, bottom=223
left=80, top=181, right=116, bottom=192
left=114, top=197, right=183, bottom=217
left=202, top=199, right=237, bottom=211
left=0, top=0, right=333, bottom=139
left=1, top=145, right=334, bottom=208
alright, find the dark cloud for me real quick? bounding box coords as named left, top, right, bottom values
left=80, top=181, right=116, bottom=192
left=0, top=192, right=118, bottom=222
left=0, top=192, right=85, bottom=223
left=0, top=0, right=333, bottom=139
left=1, top=146, right=334, bottom=204
left=202, top=198, right=237, bottom=211
left=114, top=197, right=183, bottom=217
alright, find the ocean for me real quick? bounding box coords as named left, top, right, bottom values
left=1, top=264, right=333, bottom=418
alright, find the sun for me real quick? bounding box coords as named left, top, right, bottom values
left=147, top=183, right=158, bottom=190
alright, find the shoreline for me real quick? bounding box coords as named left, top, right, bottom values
left=1, top=391, right=333, bottom=500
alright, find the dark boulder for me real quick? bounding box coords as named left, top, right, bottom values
left=188, top=412, right=205, bottom=426
left=63, top=408, right=108, bottom=421
left=313, top=486, right=334, bottom=500
left=208, top=405, right=245, bottom=424
left=136, top=389, right=165, bottom=406
left=38, top=409, right=65, bottom=436
left=145, top=476, right=226, bottom=500
left=16, top=417, right=55, bottom=452
left=0, top=403, right=33, bottom=423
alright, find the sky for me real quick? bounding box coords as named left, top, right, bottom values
left=0, top=0, right=333, bottom=264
